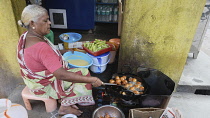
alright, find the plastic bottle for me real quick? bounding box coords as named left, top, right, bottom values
left=109, top=0, right=113, bottom=3
left=102, top=0, right=108, bottom=3
left=96, top=6, right=98, bottom=21
left=113, top=6, right=118, bottom=22
left=109, top=7, right=113, bottom=22
left=97, top=5, right=101, bottom=21
left=114, top=0, right=117, bottom=3
left=111, top=6, right=114, bottom=22
left=101, top=6, right=106, bottom=22
left=105, top=6, right=110, bottom=22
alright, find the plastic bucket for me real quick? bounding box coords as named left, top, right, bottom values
left=0, top=99, right=28, bottom=118
left=63, top=51, right=93, bottom=68
left=108, top=51, right=116, bottom=64
left=90, top=59, right=110, bottom=74
left=87, top=52, right=110, bottom=65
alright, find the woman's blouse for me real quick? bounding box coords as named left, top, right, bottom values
left=23, top=42, right=62, bottom=73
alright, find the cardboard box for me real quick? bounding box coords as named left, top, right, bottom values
left=129, top=108, right=165, bottom=118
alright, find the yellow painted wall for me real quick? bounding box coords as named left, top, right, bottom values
left=118, top=0, right=206, bottom=84
left=0, top=0, right=26, bottom=97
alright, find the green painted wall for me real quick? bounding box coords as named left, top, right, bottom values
left=0, top=0, right=26, bottom=97
left=118, top=0, right=206, bottom=84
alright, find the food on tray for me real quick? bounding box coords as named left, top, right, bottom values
left=99, top=113, right=116, bottom=118
left=104, top=113, right=110, bottom=118
left=83, top=39, right=110, bottom=52
left=109, top=75, right=145, bottom=95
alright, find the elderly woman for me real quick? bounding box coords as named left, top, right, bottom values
left=17, top=5, right=103, bottom=116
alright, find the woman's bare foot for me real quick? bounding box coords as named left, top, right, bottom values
left=58, top=105, right=83, bottom=116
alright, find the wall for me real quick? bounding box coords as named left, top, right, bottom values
left=118, top=0, right=206, bottom=84
left=0, top=0, right=26, bottom=97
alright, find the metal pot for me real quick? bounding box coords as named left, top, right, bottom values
left=92, top=105, right=125, bottom=118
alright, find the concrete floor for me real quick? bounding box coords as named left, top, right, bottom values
left=167, top=20, right=210, bottom=118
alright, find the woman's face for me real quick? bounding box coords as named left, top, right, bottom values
left=33, top=12, right=51, bottom=36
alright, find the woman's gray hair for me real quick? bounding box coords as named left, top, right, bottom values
left=18, top=5, right=47, bottom=28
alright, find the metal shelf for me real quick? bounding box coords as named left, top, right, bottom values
left=95, top=21, right=118, bottom=23
left=96, top=2, right=118, bottom=5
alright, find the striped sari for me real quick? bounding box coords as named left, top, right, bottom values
left=17, top=32, right=95, bottom=106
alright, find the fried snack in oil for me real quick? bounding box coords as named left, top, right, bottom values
left=115, top=76, right=120, bottom=80
left=139, top=86, right=144, bottom=91
left=109, top=79, right=115, bottom=84
left=132, top=78, right=137, bottom=82
left=122, top=80, right=128, bottom=85
left=120, top=77, right=125, bottom=81
left=115, top=79, right=121, bottom=85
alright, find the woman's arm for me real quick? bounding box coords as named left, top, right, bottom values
left=53, top=67, right=103, bottom=87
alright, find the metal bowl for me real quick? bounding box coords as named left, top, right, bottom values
left=92, top=105, right=125, bottom=118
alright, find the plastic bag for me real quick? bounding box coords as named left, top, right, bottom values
left=160, top=107, right=182, bottom=118
left=0, top=99, right=28, bottom=118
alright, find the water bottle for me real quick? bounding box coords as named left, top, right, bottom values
left=111, top=6, right=114, bottom=22
left=96, top=6, right=98, bottom=21
left=113, top=6, right=118, bottom=22
left=102, top=0, right=108, bottom=3
left=113, top=0, right=117, bottom=3
left=101, top=6, right=106, bottom=22
left=108, top=7, right=112, bottom=22
left=109, top=0, right=113, bottom=3
left=105, top=6, right=110, bottom=22
left=97, top=5, right=101, bottom=21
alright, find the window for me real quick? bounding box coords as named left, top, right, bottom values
left=49, top=9, right=67, bottom=29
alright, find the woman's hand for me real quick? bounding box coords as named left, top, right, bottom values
left=91, top=77, right=103, bottom=87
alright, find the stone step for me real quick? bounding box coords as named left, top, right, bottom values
left=168, top=92, right=210, bottom=118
